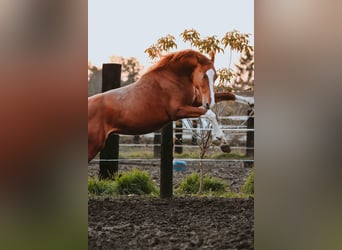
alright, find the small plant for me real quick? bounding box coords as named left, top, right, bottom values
left=178, top=173, right=200, bottom=194
left=88, top=178, right=118, bottom=196
left=177, top=173, right=228, bottom=195
left=115, top=169, right=158, bottom=195
left=204, top=176, right=227, bottom=193
left=241, top=171, right=254, bottom=195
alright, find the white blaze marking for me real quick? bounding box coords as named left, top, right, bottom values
left=206, top=69, right=216, bottom=108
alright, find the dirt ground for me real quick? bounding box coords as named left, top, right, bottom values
left=88, top=162, right=254, bottom=249
left=88, top=196, right=254, bottom=250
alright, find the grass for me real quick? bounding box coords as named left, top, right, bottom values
left=118, top=148, right=250, bottom=160
left=119, top=151, right=155, bottom=159
left=174, top=151, right=250, bottom=160
left=210, top=152, right=251, bottom=159
left=115, top=169, right=158, bottom=195
left=119, top=146, right=249, bottom=159
left=88, top=169, right=253, bottom=198
left=241, top=171, right=254, bottom=195
left=88, top=169, right=158, bottom=196
left=88, top=178, right=118, bottom=196
left=176, top=173, right=228, bottom=195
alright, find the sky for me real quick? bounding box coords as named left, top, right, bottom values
left=88, top=0, right=254, bottom=70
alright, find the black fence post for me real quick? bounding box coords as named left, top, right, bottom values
left=153, top=130, right=161, bottom=158
left=191, top=120, right=198, bottom=145
left=174, top=120, right=183, bottom=154
left=244, top=109, right=254, bottom=168
left=160, top=122, right=173, bottom=198
left=99, top=63, right=121, bottom=179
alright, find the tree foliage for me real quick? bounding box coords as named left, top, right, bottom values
left=232, top=46, right=254, bottom=93
left=145, top=28, right=254, bottom=94
left=144, top=34, right=177, bottom=60
left=110, top=56, right=144, bottom=86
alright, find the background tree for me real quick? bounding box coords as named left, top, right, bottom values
left=109, top=56, right=144, bottom=87
left=231, top=46, right=254, bottom=94
left=88, top=56, right=144, bottom=97
left=88, top=61, right=102, bottom=97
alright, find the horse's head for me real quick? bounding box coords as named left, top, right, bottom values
left=192, top=51, right=217, bottom=110
left=145, top=50, right=217, bottom=109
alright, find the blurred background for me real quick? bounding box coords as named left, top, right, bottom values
left=255, top=0, right=342, bottom=249
left=0, top=0, right=87, bottom=249
left=1, top=0, right=342, bottom=249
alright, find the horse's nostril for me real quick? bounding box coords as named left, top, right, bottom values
left=205, top=103, right=210, bottom=110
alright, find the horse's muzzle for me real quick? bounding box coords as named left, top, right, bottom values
left=205, top=103, right=210, bottom=110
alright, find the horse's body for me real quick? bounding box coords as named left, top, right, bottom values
left=88, top=50, right=253, bottom=161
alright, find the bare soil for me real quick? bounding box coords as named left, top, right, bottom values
left=88, top=196, right=254, bottom=250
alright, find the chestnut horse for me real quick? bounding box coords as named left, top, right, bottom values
left=88, top=49, right=253, bottom=161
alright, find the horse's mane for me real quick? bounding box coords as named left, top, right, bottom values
left=144, top=49, right=212, bottom=75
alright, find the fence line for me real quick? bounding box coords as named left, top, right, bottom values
left=118, top=128, right=254, bottom=136
left=118, top=144, right=254, bottom=150
left=89, top=158, right=254, bottom=164
left=91, top=115, right=255, bottom=167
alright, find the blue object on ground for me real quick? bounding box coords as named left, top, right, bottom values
left=173, top=160, right=187, bottom=171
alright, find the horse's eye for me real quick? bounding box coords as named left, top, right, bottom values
left=203, top=74, right=208, bottom=80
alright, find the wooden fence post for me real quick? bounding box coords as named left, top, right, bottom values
left=160, top=122, right=173, bottom=198
left=244, top=109, right=254, bottom=168
left=174, top=120, right=183, bottom=154
left=191, top=120, right=198, bottom=145
left=153, top=130, right=161, bottom=158
left=99, top=63, right=121, bottom=179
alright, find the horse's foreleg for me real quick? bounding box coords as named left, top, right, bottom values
left=176, top=106, right=226, bottom=141
left=201, top=109, right=225, bottom=141
left=175, top=106, right=207, bottom=119
left=201, top=109, right=232, bottom=153
left=175, top=106, right=230, bottom=152
left=175, top=106, right=223, bottom=138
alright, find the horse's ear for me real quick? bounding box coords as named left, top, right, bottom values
left=209, top=51, right=215, bottom=63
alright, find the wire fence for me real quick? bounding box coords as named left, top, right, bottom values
left=88, top=115, right=254, bottom=166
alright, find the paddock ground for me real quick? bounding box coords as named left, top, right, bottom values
left=88, top=196, right=254, bottom=249
left=88, top=161, right=253, bottom=249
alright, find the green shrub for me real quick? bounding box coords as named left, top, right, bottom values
left=178, top=172, right=200, bottom=194
left=88, top=178, right=118, bottom=196
left=241, top=171, right=254, bottom=195
left=203, top=176, right=227, bottom=193
left=115, top=169, right=158, bottom=195
left=177, top=173, right=228, bottom=194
